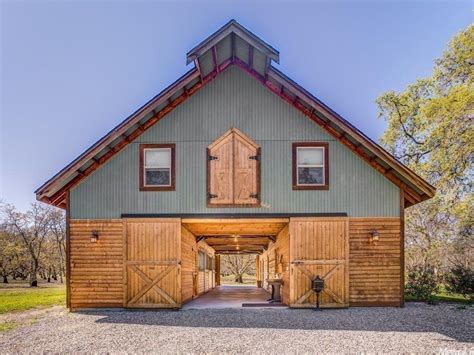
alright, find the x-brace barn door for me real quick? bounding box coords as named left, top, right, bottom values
left=124, top=219, right=181, bottom=308
left=289, top=218, right=349, bottom=308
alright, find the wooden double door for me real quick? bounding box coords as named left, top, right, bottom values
left=289, top=218, right=349, bottom=308
left=207, top=128, right=260, bottom=206
left=124, top=219, right=181, bottom=308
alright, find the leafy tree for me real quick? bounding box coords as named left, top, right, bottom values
left=377, top=25, right=473, bottom=278
left=406, top=264, right=440, bottom=303
left=221, top=255, right=256, bottom=283
left=445, top=265, right=473, bottom=301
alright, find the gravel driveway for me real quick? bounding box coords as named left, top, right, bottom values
left=1, top=303, right=472, bottom=353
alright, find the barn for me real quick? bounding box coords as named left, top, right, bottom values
left=36, top=20, right=435, bottom=310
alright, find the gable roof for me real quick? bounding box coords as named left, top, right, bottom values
left=35, top=19, right=435, bottom=209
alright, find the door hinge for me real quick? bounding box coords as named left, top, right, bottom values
left=208, top=155, right=219, bottom=161
left=249, top=155, right=259, bottom=161
left=208, top=193, right=218, bottom=199
left=250, top=193, right=259, bottom=199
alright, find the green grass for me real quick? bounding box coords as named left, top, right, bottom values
left=405, top=291, right=471, bottom=304
left=0, top=322, right=17, bottom=333
left=0, top=287, right=66, bottom=314
left=221, top=273, right=257, bottom=285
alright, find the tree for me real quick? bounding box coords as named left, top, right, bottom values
left=221, top=255, right=256, bottom=283
left=1, top=203, right=57, bottom=286
left=376, top=25, right=473, bottom=279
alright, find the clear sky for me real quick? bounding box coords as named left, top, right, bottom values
left=1, top=0, right=471, bottom=211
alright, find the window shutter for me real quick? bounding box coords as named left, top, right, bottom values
left=207, top=133, right=234, bottom=205
left=233, top=133, right=260, bottom=205
left=207, top=128, right=260, bottom=206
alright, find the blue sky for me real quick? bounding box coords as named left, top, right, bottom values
left=1, top=0, right=471, bottom=211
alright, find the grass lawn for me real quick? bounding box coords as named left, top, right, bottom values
left=0, top=286, right=66, bottom=314
left=221, top=273, right=257, bottom=285
left=405, top=289, right=471, bottom=305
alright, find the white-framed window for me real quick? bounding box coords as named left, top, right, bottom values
left=293, top=142, right=329, bottom=189
left=139, top=144, right=175, bottom=191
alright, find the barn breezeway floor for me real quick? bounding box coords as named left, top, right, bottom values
left=183, top=285, right=271, bottom=309
left=0, top=303, right=472, bottom=353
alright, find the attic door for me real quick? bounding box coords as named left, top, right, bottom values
left=207, top=128, right=260, bottom=206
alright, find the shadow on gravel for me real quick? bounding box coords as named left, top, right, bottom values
left=77, top=304, right=473, bottom=343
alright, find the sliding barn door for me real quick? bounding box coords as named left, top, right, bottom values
left=289, top=218, right=349, bottom=308
left=124, top=219, right=181, bottom=308
left=207, top=128, right=260, bottom=206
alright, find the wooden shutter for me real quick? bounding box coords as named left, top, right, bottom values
left=207, top=133, right=233, bottom=205
left=207, top=128, right=260, bottom=206
left=234, top=133, right=260, bottom=205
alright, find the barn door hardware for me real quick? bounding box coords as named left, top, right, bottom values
left=207, top=193, right=218, bottom=199
left=250, top=193, right=258, bottom=199
left=249, top=155, right=259, bottom=161
left=208, top=155, right=219, bottom=161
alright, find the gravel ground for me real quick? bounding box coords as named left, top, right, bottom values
left=1, top=303, right=472, bottom=353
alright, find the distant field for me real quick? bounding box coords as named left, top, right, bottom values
left=0, top=281, right=65, bottom=314
left=221, top=274, right=256, bottom=285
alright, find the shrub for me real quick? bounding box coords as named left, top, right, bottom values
left=445, top=265, right=473, bottom=301
left=405, top=264, right=439, bottom=303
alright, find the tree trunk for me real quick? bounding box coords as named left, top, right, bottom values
left=30, top=259, right=38, bottom=287
left=235, top=274, right=243, bottom=283
left=3, top=275, right=8, bottom=283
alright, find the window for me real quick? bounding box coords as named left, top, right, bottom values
left=139, top=144, right=175, bottom=191
left=198, top=251, right=206, bottom=271
left=292, top=142, right=329, bottom=190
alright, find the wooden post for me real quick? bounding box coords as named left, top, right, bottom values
left=65, top=190, right=71, bottom=309
left=400, top=189, right=405, bottom=307
left=215, top=255, right=221, bottom=286
left=256, top=255, right=262, bottom=287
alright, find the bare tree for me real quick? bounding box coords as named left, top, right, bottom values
left=1, top=203, right=55, bottom=286
left=221, top=255, right=256, bottom=283
left=49, top=209, right=66, bottom=283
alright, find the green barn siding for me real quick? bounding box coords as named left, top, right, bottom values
left=70, top=66, right=399, bottom=218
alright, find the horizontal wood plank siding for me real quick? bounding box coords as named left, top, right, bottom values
left=349, top=217, right=402, bottom=306
left=69, top=220, right=123, bottom=309
left=181, top=226, right=197, bottom=303
left=70, top=67, right=400, bottom=219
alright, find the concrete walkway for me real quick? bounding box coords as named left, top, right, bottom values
left=183, top=285, right=271, bottom=309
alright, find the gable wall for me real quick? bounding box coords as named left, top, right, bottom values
left=70, top=66, right=399, bottom=218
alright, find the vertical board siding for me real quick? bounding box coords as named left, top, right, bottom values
left=275, top=225, right=290, bottom=304
left=289, top=218, right=349, bottom=308
left=124, top=219, right=181, bottom=308
left=349, top=217, right=401, bottom=306
left=69, top=220, right=123, bottom=309
left=71, top=66, right=399, bottom=219
left=197, top=240, right=215, bottom=295
left=181, top=226, right=197, bottom=303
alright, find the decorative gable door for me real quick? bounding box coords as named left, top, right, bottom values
left=207, top=128, right=260, bottom=206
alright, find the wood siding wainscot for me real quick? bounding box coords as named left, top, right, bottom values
left=69, top=220, right=124, bottom=309
left=349, top=217, right=402, bottom=306
left=181, top=226, right=197, bottom=303
left=274, top=225, right=290, bottom=304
